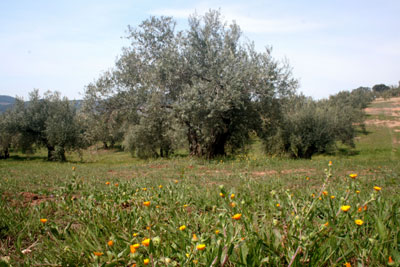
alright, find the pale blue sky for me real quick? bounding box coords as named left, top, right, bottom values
left=1, top=0, right=399, bottom=100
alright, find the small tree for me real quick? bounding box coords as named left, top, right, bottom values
left=10, top=90, right=85, bottom=161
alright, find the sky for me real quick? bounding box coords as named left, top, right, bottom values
left=0, top=0, right=399, bottom=100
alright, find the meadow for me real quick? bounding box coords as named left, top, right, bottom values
left=0, top=99, right=399, bottom=266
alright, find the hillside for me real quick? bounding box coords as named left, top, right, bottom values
left=0, top=95, right=16, bottom=113
left=0, top=95, right=83, bottom=113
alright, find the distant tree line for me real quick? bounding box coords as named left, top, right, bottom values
left=0, top=10, right=387, bottom=161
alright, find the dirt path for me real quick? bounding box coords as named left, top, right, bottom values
left=365, top=97, right=400, bottom=147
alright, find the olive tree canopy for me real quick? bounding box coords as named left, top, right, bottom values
left=85, top=10, right=297, bottom=158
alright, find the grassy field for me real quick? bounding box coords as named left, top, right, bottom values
left=0, top=99, right=399, bottom=266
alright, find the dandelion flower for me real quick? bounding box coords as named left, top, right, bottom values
left=232, top=213, right=242, bottom=220
left=322, top=191, right=328, bottom=196
left=146, top=226, right=151, bottom=230
left=144, top=258, right=150, bottom=265
left=355, top=190, right=360, bottom=194
left=159, top=185, right=163, bottom=189
left=196, top=244, right=206, bottom=251
left=105, top=181, right=110, bottom=185
left=107, top=240, right=114, bottom=246
left=349, top=173, right=357, bottom=179
left=142, top=188, right=147, bottom=191
left=133, top=233, right=138, bottom=237
left=186, top=253, right=190, bottom=258
left=276, top=203, right=280, bottom=207
left=142, top=238, right=150, bottom=247
left=341, top=205, right=351, bottom=212
left=130, top=245, right=136, bottom=254
left=373, top=186, right=381, bottom=191
left=132, top=243, right=140, bottom=249
left=215, top=230, right=220, bottom=234
left=331, top=195, right=335, bottom=199
left=40, top=218, right=48, bottom=223
left=179, top=225, right=186, bottom=231
left=355, top=219, right=364, bottom=226
left=183, top=204, right=188, bottom=208
left=230, top=194, right=235, bottom=199
left=93, top=252, right=103, bottom=256
left=143, top=201, right=151, bottom=207
left=219, top=192, right=225, bottom=197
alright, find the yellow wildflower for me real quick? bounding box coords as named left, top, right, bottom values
left=324, top=222, right=329, bottom=227
left=276, top=203, right=280, bottom=207
left=129, top=245, right=136, bottom=254
left=373, top=186, right=381, bottom=191
left=232, top=213, right=242, bottom=220
left=114, top=183, right=119, bottom=187
left=105, top=181, right=110, bottom=185
left=72, top=166, right=76, bottom=171
left=219, top=192, right=225, bottom=197
left=193, top=259, right=198, bottom=264
left=40, top=218, right=48, bottom=223
left=144, top=258, right=150, bottom=265
left=143, top=201, right=151, bottom=207
left=179, top=225, right=186, bottom=231
left=159, top=185, right=163, bottom=189
left=356, top=190, right=360, bottom=194
left=349, top=173, right=357, bottom=179
left=328, top=161, right=332, bottom=166
left=389, top=256, right=394, bottom=264
left=93, top=252, right=103, bottom=256
left=230, top=202, right=236, bottom=208
left=196, top=244, right=206, bottom=251
left=107, top=240, right=114, bottom=247
left=230, top=193, right=235, bottom=199
left=215, top=230, right=220, bottom=234
left=331, top=195, right=335, bottom=199
left=132, top=233, right=138, bottom=237
left=344, top=263, right=351, bottom=267
left=142, top=188, right=147, bottom=191
left=341, top=205, right=351, bottom=212
left=142, top=238, right=150, bottom=247
left=322, top=191, right=328, bottom=196
left=174, top=180, right=178, bottom=184
left=355, top=219, right=364, bottom=226
left=192, top=234, right=198, bottom=241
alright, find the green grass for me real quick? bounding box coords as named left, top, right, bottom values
left=1, top=101, right=400, bottom=266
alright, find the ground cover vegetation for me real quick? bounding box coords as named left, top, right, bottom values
left=1, top=95, right=400, bottom=266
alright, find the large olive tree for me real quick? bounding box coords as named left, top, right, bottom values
left=85, top=10, right=297, bottom=158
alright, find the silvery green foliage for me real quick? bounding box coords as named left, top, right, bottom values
left=89, top=10, right=297, bottom=158
left=9, top=90, right=85, bottom=161
left=82, top=72, right=126, bottom=149
left=263, top=87, right=374, bottom=158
